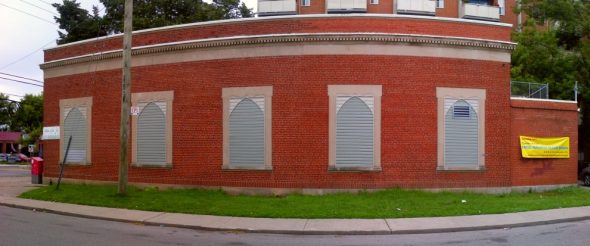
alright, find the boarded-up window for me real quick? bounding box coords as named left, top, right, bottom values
left=444, top=99, right=479, bottom=168
left=335, top=96, right=374, bottom=167
left=63, top=107, right=87, bottom=163
left=229, top=97, right=265, bottom=167
left=137, top=102, right=166, bottom=165
left=60, top=97, right=92, bottom=164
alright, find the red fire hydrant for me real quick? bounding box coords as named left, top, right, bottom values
left=31, top=157, right=44, bottom=184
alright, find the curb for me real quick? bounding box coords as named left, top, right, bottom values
left=1, top=198, right=590, bottom=235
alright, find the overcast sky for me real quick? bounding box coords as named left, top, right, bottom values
left=0, top=0, right=257, bottom=102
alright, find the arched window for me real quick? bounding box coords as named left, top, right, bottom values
left=328, top=85, right=382, bottom=170
left=131, top=91, right=173, bottom=167
left=63, top=107, right=87, bottom=164
left=229, top=97, right=265, bottom=167
left=444, top=100, right=479, bottom=168
left=137, top=102, right=166, bottom=165
left=336, top=96, right=374, bottom=167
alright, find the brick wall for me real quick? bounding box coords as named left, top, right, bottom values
left=368, top=0, right=394, bottom=14
left=43, top=55, right=514, bottom=189
left=510, top=99, right=578, bottom=186
left=44, top=16, right=513, bottom=62
left=436, top=0, right=459, bottom=18
left=298, top=0, right=326, bottom=14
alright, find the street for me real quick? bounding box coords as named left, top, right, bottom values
left=0, top=205, right=588, bottom=246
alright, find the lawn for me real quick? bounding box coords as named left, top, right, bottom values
left=19, top=184, right=590, bottom=219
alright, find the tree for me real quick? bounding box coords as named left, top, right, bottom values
left=0, top=93, right=17, bottom=131
left=513, top=0, right=590, bottom=155
left=53, top=0, right=108, bottom=44
left=11, top=94, right=43, bottom=146
left=53, top=0, right=254, bottom=43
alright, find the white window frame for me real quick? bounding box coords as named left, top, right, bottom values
left=328, top=85, right=382, bottom=171
left=59, top=97, right=92, bottom=165
left=436, top=0, right=444, bottom=8
left=370, top=0, right=379, bottom=5
left=131, top=91, right=174, bottom=167
left=302, top=0, right=310, bottom=6
left=436, top=87, right=486, bottom=171
left=222, top=86, right=273, bottom=170
left=498, top=0, right=505, bottom=15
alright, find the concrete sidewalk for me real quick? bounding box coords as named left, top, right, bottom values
left=1, top=175, right=590, bottom=234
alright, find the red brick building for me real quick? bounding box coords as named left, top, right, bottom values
left=40, top=0, right=577, bottom=193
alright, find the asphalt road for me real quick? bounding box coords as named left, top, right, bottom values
left=1, top=205, right=589, bottom=246
left=0, top=165, right=29, bottom=177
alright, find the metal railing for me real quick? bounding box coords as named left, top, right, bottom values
left=510, top=81, right=549, bottom=99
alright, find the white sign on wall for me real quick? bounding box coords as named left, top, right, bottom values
left=42, top=126, right=60, bottom=140
left=131, top=106, right=140, bottom=116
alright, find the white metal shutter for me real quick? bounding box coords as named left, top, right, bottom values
left=137, top=102, right=166, bottom=165
left=444, top=99, right=479, bottom=167
left=229, top=97, right=265, bottom=167
left=336, top=96, right=374, bottom=167
left=63, top=107, right=87, bottom=163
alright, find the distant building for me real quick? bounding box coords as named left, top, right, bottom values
left=40, top=0, right=577, bottom=193
left=0, top=131, right=21, bottom=153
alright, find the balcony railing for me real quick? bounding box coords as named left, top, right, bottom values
left=258, top=0, right=297, bottom=17
left=396, top=0, right=436, bottom=16
left=461, top=3, right=500, bottom=22
left=327, top=0, right=367, bottom=13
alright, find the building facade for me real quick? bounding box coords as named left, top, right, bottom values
left=40, top=0, right=577, bottom=193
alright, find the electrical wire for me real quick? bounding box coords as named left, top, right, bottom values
left=0, top=40, right=54, bottom=70
left=20, top=0, right=58, bottom=16
left=0, top=76, right=44, bottom=87
left=0, top=72, right=43, bottom=84
left=0, top=92, right=24, bottom=98
left=0, top=2, right=57, bottom=25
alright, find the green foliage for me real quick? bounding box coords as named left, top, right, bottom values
left=514, top=0, right=590, bottom=98
left=53, top=0, right=254, bottom=44
left=11, top=94, right=43, bottom=145
left=0, top=93, right=17, bottom=130
left=20, top=183, right=590, bottom=218
left=511, top=23, right=578, bottom=100
left=514, top=0, right=590, bottom=148
left=53, top=0, right=108, bottom=45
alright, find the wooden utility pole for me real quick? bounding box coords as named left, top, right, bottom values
left=118, top=0, right=133, bottom=195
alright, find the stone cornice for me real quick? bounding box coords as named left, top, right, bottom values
left=41, top=33, right=516, bottom=70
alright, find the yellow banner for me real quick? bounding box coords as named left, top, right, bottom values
left=520, top=136, right=570, bottom=158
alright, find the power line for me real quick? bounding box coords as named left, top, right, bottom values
left=0, top=92, right=24, bottom=98
left=36, top=0, right=54, bottom=6
left=0, top=3, right=56, bottom=25
left=0, top=40, right=54, bottom=70
left=0, top=5, right=107, bottom=71
left=21, top=0, right=58, bottom=16
left=0, top=76, right=44, bottom=87
left=0, top=72, right=43, bottom=84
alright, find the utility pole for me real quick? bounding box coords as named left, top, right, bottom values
left=118, top=0, right=132, bottom=195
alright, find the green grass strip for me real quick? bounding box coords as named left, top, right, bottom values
left=19, top=184, right=590, bottom=219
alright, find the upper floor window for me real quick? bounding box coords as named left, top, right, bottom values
left=302, top=0, right=310, bottom=6
left=499, top=0, right=505, bottom=15
left=436, top=0, right=444, bottom=8
left=370, top=0, right=379, bottom=4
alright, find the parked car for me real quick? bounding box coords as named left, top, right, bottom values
left=18, top=153, right=30, bottom=162
left=581, top=165, right=590, bottom=187
left=0, top=153, right=7, bottom=162
left=7, top=154, right=20, bottom=163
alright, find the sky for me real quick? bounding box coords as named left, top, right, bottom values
left=0, top=0, right=257, bottom=102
